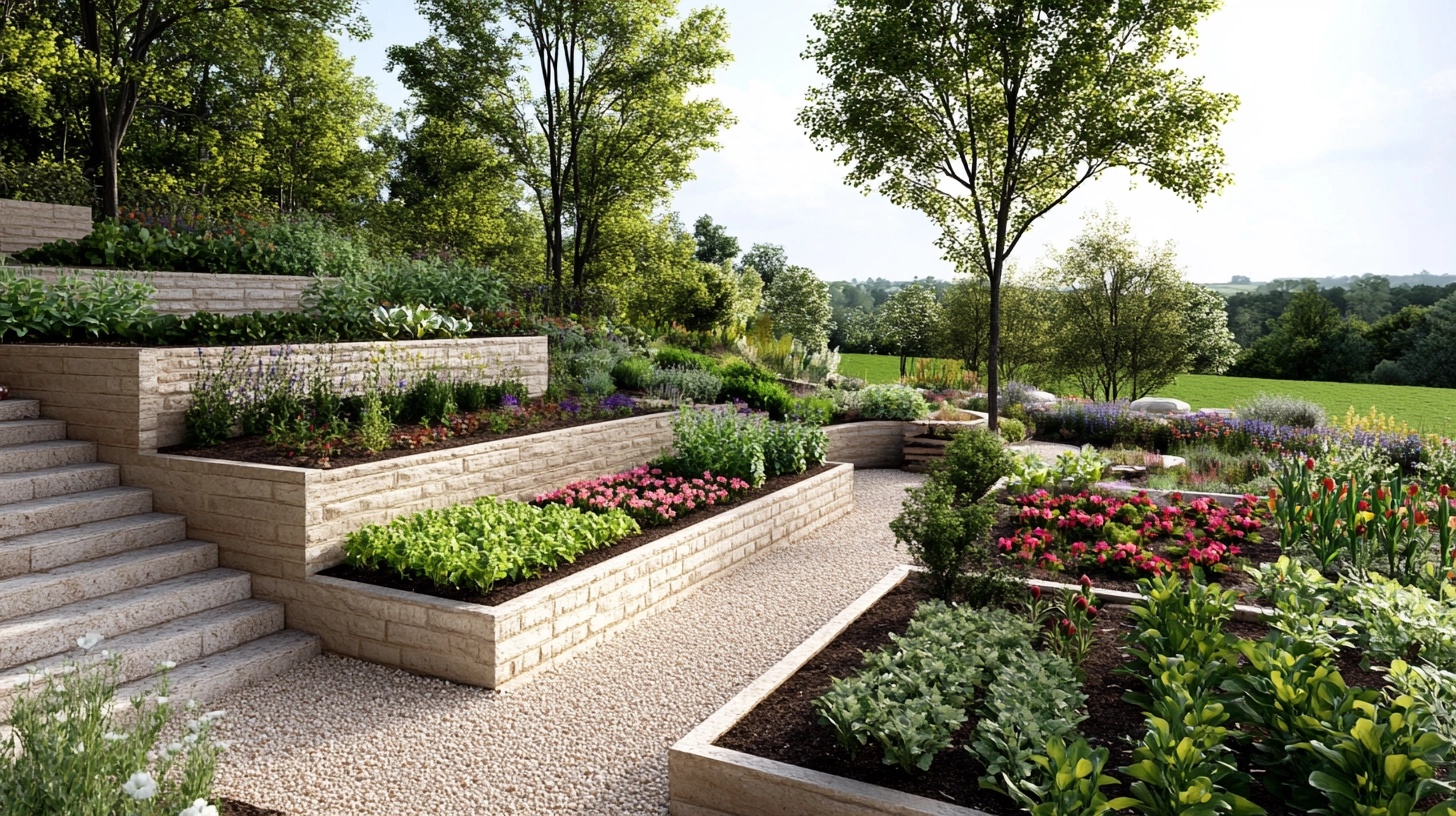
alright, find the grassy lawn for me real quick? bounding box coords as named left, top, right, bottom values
left=838, top=353, right=1456, bottom=436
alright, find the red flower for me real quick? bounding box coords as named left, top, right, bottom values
left=1322, top=477, right=1337, bottom=494
left=1304, top=457, right=1316, bottom=471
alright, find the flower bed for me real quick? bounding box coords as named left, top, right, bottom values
left=288, top=462, right=855, bottom=687
left=675, top=563, right=1456, bottom=816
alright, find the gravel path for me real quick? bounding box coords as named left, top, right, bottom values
left=211, top=469, right=924, bottom=816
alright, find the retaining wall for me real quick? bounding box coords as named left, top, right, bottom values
left=8, top=265, right=325, bottom=315
left=0, top=200, right=91, bottom=255
left=823, top=421, right=908, bottom=469
left=0, top=338, right=548, bottom=457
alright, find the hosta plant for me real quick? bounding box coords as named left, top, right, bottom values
left=988, top=737, right=1137, bottom=816
left=1121, top=690, right=1264, bottom=816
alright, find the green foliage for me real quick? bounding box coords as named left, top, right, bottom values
left=1121, top=690, right=1264, bottom=816
left=854, top=384, right=929, bottom=420
left=357, top=392, right=392, bottom=453
left=1235, top=392, right=1328, bottom=428
left=1125, top=573, right=1240, bottom=686
left=1301, top=695, right=1456, bottom=816
left=719, top=368, right=794, bottom=419
left=371, top=305, right=473, bottom=340
left=401, top=374, right=458, bottom=427
left=762, top=266, right=832, bottom=350
left=611, top=356, right=654, bottom=391
left=735, top=326, right=841, bottom=384
left=989, top=737, right=1137, bottom=816
left=889, top=479, right=994, bottom=600
left=654, top=346, right=719, bottom=371
left=648, top=368, right=724, bottom=404
left=762, top=421, right=828, bottom=478
left=668, top=407, right=768, bottom=487
left=969, top=648, right=1087, bottom=784
left=998, top=417, right=1027, bottom=443
left=1005, top=446, right=1108, bottom=495
left=931, top=429, right=1012, bottom=503
left=789, top=395, right=836, bottom=426
left=1, top=638, right=223, bottom=816
left=0, top=160, right=92, bottom=207
left=302, top=257, right=510, bottom=332
left=343, top=496, right=640, bottom=594
left=877, top=284, right=942, bottom=376
left=0, top=270, right=154, bottom=342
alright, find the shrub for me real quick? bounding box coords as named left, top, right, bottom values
left=453, top=381, right=492, bottom=413
left=0, top=634, right=224, bottom=815
left=669, top=407, right=769, bottom=487
left=611, top=356, right=655, bottom=391
left=856, top=384, right=930, bottom=420
left=716, top=358, right=775, bottom=383
left=343, top=496, right=639, bottom=593
left=1233, top=392, right=1326, bottom=428
left=789, top=395, right=836, bottom=426
left=648, top=368, right=724, bottom=404
left=0, top=270, right=155, bottom=342
left=721, top=376, right=794, bottom=419
left=997, top=417, right=1027, bottom=442
left=654, top=346, right=719, bottom=371
left=932, top=429, right=1013, bottom=503
left=0, top=160, right=93, bottom=207
left=763, top=421, right=829, bottom=477
left=401, top=374, right=457, bottom=426
left=890, top=478, right=995, bottom=600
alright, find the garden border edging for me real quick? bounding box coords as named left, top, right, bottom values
left=279, top=462, right=857, bottom=688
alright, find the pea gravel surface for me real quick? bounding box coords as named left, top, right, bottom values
left=210, top=468, right=924, bottom=816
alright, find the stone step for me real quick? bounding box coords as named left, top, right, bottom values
left=0, top=440, right=97, bottom=475
left=0, top=540, right=217, bottom=620
left=0, top=513, right=187, bottom=579
left=116, top=629, right=320, bottom=708
left=0, top=400, right=40, bottom=422
left=0, top=487, right=154, bottom=540
left=0, top=419, right=65, bottom=449
left=0, top=463, right=119, bottom=507
left=0, top=599, right=284, bottom=718
left=0, top=569, right=252, bottom=670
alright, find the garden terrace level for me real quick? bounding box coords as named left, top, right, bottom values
left=7, top=265, right=332, bottom=315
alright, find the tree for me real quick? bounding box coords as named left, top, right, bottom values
left=1230, top=286, right=1372, bottom=382
left=1398, top=293, right=1456, bottom=389
left=1047, top=212, right=1189, bottom=401
left=738, top=242, right=789, bottom=288
left=621, top=216, right=737, bottom=331
left=937, top=277, right=991, bottom=373
left=995, top=281, right=1053, bottom=383
left=1345, top=274, right=1393, bottom=323
left=391, top=0, right=733, bottom=311
left=800, top=0, right=1236, bottom=426
left=878, top=283, right=943, bottom=377
left=763, top=266, right=832, bottom=350
left=1181, top=283, right=1240, bottom=374
left=692, top=214, right=740, bottom=265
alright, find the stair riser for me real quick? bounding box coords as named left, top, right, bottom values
left=0, top=421, right=65, bottom=448
left=0, top=442, right=94, bottom=475
left=0, top=602, right=284, bottom=718
left=0, top=573, right=252, bottom=669
left=0, top=543, right=218, bottom=620
left=28, top=516, right=187, bottom=576
left=0, top=401, right=40, bottom=422
left=0, top=490, right=153, bottom=539
left=0, top=466, right=119, bottom=507
left=116, top=631, right=320, bottom=711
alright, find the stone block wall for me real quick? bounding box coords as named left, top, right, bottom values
left=0, top=200, right=91, bottom=254
left=273, top=463, right=855, bottom=688
left=0, top=338, right=549, bottom=457
left=9, top=265, right=326, bottom=315
left=824, top=421, right=908, bottom=468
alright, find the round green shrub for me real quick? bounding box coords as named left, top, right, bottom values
left=932, top=429, right=1013, bottom=503
left=654, top=346, right=719, bottom=372
left=856, top=384, right=930, bottom=420
left=612, top=356, right=654, bottom=391
left=997, top=417, right=1027, bottom=442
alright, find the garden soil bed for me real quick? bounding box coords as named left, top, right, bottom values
left=715, top=571, right=1376, bottom=816
left=161, top=406, right=668, bottom=469
left=318, top=464, right=834, bottom=606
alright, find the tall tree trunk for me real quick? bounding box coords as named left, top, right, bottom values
left=987, top=267, right=1001, bottom=430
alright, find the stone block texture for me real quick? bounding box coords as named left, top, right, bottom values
left=10, top=265, right=328, bottom=315
left=277, top=463, right=855, bottom=688
left=824, top=421, right=909, bottom=469
left=0, top=200, right=91, bottom=255
left=0, top=338, right=549, bottom=456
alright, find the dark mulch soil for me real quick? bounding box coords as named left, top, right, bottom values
left=160, top=407, right=668, bottom=469
left=318, top=464, right=833, bottom=606
left=717, top=572, right=1345, bottom=816
left=222, top=799, right=285, bottom=816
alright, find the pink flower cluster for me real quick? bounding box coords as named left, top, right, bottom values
left=533, top=466, right=752, bottom=526
left=998, top=489, right=1265, bottom=577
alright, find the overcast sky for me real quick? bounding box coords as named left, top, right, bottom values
left=339, top=0, right=1456, bottom=284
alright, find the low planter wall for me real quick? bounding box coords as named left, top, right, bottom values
left=120, top=411, right=677, bottom=582
left=0, top=199, right=91, bottom=254
left=0, top=337, right=548, bottom=457
left=668, top=567, right=1270, bottom=816
left=8, top=265, right=330, bottom=315
left=824, top=422, right=908, bottom=469
left=271, top=463, right=856, bottom=688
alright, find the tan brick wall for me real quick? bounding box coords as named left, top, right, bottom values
left=280, top=463, right=855, bottom=688
left=0, top=200, right=91, bottom=254
left=9, top=265, right=327, bottom=315
left=824, top=421, right=908, bottom=468
left=0, top=338, right=549, bottom=456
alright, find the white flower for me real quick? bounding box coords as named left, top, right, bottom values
left=214, top=740, right=232, bottom=751
left=102, top=731, right=126, bottom=742
left=158, top=660, right=177, bottom=670
left=183, top=733, right=198, bottom=745
left=166, top=741, right=184, bottom=754
left=122, top=771, right=158, bottom=801
left=186, top=700, right=198, bottom=710
left=76, top=632, right=104, bottom=651
left=72, top=741, right=85, bottom=754
left=156, top=696, right=170, bottom=705
left=52, top=711, right=69, bottom=724
left=201, top=709, right=226, bottom=723
left=178, top=799, right=219, bottom=816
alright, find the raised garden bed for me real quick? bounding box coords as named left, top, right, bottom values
left=6, top=264, right=328, bottom=315
left=283, top=462, right=855, bottom=688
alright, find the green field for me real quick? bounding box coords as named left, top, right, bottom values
left=838, top=353, right=1456, bottom=436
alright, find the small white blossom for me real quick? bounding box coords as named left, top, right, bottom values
left=76, top=632, right=104, bottom=651
left=186, top=700, right=198, bottom=711
left=183, top=733, right=198, bottom=745
left=201, top=709, right=226, bottom=723
left=178, top=798, right=219, bottom=816
left=166, top=742, right=184, bottom=754
left=52, top=711, right=68, bottom=724
left=72, top=741, right=85, bottom=754
left=155, top=696, right=170, bottom=705
left=122, top=771, right=158, bottom=801
left=157, top=660, right=177, bottom=670
left=102, top=731, right=126, bottom=742
left=214, top=740, right=232, bottom=751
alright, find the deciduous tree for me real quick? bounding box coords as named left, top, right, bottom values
left=763, top=265, right=832, bottom=350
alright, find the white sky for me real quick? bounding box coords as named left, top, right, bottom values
left=340, top=0, right=1456, bottom=283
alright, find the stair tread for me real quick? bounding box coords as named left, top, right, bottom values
left=0, top=487, right=154, bottom=539
left=0, top=512, right=184, bottom=549
left=0, top=486, right=152, bottom=515
left=0, top=540, right=216, bottom=607
left=0, top=462, right=116, bottom=483
left=116, top=629, right=320, bottom=705
left=0, top=419, right=65, bottom=447
left=0, top=599, right=283, bottom=698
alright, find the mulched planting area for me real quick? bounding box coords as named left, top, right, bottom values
left=161, top=407, right=668, bottom=469
left=717, top=572, right=1368, bottom=816
left=319, top=464, right=834, bottom=606
left=222, top=799, right=285, bottom=816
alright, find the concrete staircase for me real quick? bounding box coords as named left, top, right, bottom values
left=0, top=399, right=317, bottom=716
